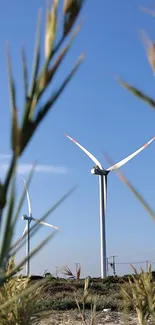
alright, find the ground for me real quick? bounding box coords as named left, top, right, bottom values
left=32, top=310, right=139, bottom=325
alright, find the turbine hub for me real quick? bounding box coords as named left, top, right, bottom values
left=22, top=214, right=32, bottom=221
left=91, top=166, right=109, bottom=176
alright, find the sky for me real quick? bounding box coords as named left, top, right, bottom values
left=0, top=0, right=155, bottom=278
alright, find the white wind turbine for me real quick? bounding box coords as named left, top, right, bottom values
left=65, top=134, right=155, bottom=279
left=18, top=179, right=59, bottom=277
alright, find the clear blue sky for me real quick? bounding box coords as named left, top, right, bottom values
left=0, top=0, right=155, bottom=277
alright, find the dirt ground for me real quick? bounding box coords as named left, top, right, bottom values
left=32, top=310, right=139, bottom=325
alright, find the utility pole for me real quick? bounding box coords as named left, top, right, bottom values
left=55, top=266, right=58, bottom=278
left=75, top=263, right=80, bottom=274
left=106, top=257, right=110, bottom=276
left=146, top=260, right=149, bottom=272
left=110, top=255, right=117, bottom=276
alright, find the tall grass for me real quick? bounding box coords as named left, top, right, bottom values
left=113, top=5, right=155, bottom=220
left=0, top=0, right=85, bottom=322
left=0, top=256, right=43, bottom=324
left=115, top=5, right=155, bottom=325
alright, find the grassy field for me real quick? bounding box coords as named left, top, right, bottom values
left=28, top=274, right=144, bottom=313
left=2, top=268, right=155, bottom=324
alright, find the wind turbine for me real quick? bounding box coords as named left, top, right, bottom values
left=18, top=179, right=59, bottom=277
left=65, top=134, right=155, bottom=279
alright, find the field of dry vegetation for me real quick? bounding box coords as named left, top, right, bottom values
left=25, top=274, right=154, bottom=324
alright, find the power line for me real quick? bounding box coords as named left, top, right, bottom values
left=115, top=260, right=155, bottom=273
left=116, top=261, right=152, bottom=265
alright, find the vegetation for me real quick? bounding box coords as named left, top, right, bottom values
left=0, top=257, right=44, bottom=324
left=1, top=272, right=150, bottom=311
left=0, top=0, right=85, bottom=287
left=1, top=267, right=155, bottom=324
left=0, top=0, right=86, bottom=323
left=35, top=276, right=125, bottom=312
left=62, top=265, right=81, bottom=280
left=112, top=4, right=155, bottom=325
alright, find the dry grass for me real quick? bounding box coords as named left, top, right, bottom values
left=122, top=266, right=155, bottom=325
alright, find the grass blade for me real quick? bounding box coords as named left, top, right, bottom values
left=11, top=186, right=77, bottom=256
left=6, top=43, right=19, bottom=153
left=140, top=6, right=155, bottom=17
left=28, top=9, right=42, bottom=99
left=11, top=104, right=19, bottom=155
left=0, top=176, right=15, bottom=272
left=116, top=169, right=155, bottom=219
left=63, top=266, right=74, bottom=278
left=21, top=47, right=28, bottom=100
left=0, top=275, right=50, bottom=310
left=118, top=78, right=155, bottom=109
left=103, top=153, right=155, bottom=220
left=29, top=186, right=77, bottom=240
left=35, top=53, right=85, bottom=127
left=38, top=23, right=81, bottom=99
left=3, top=232, right=56, bottom=283
left=63, top=0, right=85, bottom=37
left=10, top=165, right=35, bottom=255
left=20, top=55, right=85, bottom=153
left=45, top=0, right=58, bottom=60
left=3, top=155, right=16, bottom=206
left=6, top=43, right=16, bottom=115
left=13, top=164, right=35, bottom=227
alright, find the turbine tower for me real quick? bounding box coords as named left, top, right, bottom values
left=65, top=134, right=155, bottom=278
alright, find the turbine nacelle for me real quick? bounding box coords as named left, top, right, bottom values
left=22, top=214, right=32, bottom=221
left=91, top=166, right=109, bottom=176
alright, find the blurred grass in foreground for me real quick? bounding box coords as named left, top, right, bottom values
left=0, top=0, right=85, bottom=323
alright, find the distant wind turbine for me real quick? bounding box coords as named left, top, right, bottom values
left=65, top=134, right=155, bottom=279
left=18, top=179, right=59, bottom=277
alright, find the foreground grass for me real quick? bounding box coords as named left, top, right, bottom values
left=2, top=267, right=155, bottom=324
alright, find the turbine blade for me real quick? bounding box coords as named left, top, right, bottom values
left=65, top=134, right=103, bottom=169
left=23, top=178, right=32, bottom=217
left=107, top=136, right=155, bottom=171
left=16, top=224, right=28, bottom=249
left=32, top=217, right=59, bottom=230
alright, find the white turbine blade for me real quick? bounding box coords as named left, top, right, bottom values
left=32, top=217, right=59, bottom=230
left=23, top=178, right=32, bottom=217
left=16, top=224, right=28, bottom=249
left=107, top=136, right=155, bottom=171
left=65, top=134, right=103, bottom=169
